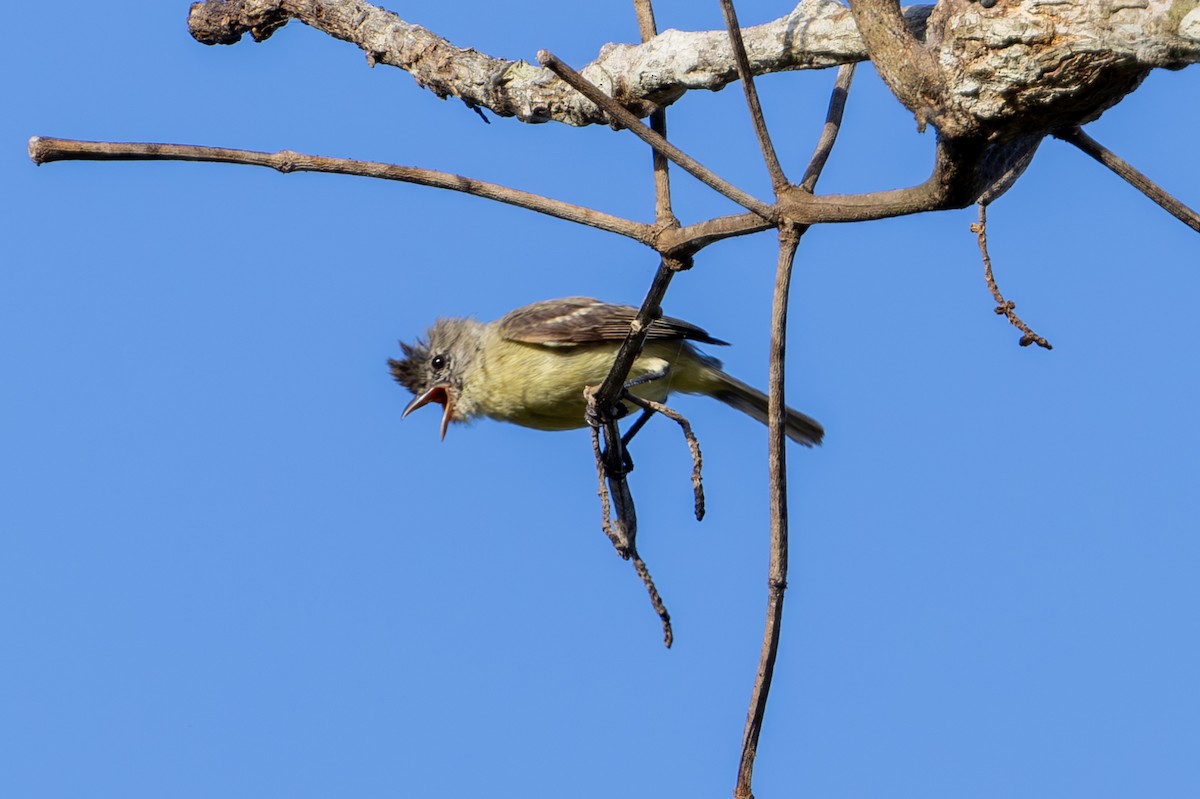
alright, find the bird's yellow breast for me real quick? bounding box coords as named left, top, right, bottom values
left=465, top=332, right=695, bottom=431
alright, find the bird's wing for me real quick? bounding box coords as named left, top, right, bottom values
left=497, top=297, right=728, bottom=347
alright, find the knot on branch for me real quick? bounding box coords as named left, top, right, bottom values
left=188, top=0, right=290, bottom=46
left=1019, top=333, right=1053, bottom=350
left=274, top=150, right=300, bottom=173
left=847, top=0, right=1162, bottom=181
left=583, top=385, right=628, bottom=433
left=974, top=204, right=1054, bottom=350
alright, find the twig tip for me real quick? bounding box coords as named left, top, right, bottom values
left=28, top=136, right=45, bottom=164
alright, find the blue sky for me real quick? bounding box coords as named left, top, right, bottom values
left=4, top=2, right=1199, bottom=797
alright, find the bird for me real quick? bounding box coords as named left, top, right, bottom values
left=389, top=297, right=824, bottom=446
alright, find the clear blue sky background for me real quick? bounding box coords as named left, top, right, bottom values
left=4, top=2, right=1199, bottom=797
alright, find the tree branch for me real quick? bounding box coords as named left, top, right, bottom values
left=1055, top=126, right=1200, bottom=235
left=631, top=0, right=677, bottom=227
left=187, top=0, right=1198, bottom=141
left=538, top=51, right=776, bottom=221
left=28, top=136, right=655, bottom=243
left=621, top=392, right=705, bottom=522
left=735, top=62, right=854, bottom=799
left=779, top=134, right=1041, bottom=222
left=799, top=64, right=856, bottom=194
left=847, top=0, right=960, bottom=134
left=720, top=0, right=788, bottom=193
left=187, top=0, right=934, bottom=127
left=657, top=213, right=773, bottom=257
left=972, top=204, right=1053, bottom=350
left=573, top=0, right=682, bottom=651
left=735, top=223, right=801, bottom=799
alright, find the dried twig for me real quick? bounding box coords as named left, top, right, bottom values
left=632, top=0, right=677, bottom=227
left=589, top=376, right=672, bottom=646
left=971, top=204, right=1053, bottom=350
left=621, top=392, right=705, bottom=521
left=799, top=64, right=857, bottom=194
left=590, top=422, right=623, bottom=553
left=600, top=417, right=638, bottom=557
left=632, top=554, right=673, bottom=648
left=586, top=388, right=675, bottom=647
left=564, top=1, right=692, bottom=651
left=735, top=223, right=801, bottom=799
left=734, top=62, right=856, bottom=799
left=719, top=0, right=788, bottom=193
left=27, top=136, right=780, bottom=259
left=27, top=137, right=652, bottom=244
left=1055, top=126, right=1200, bottom=234
left=595, top=262, right=687, bottom=409
left=537, top=51, right=776, bottom=221
left=658, top=212, right=774, bottom=256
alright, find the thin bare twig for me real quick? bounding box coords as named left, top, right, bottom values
left=799, top=64, right=857, bottom=194
left=536, top=52, right=777, bottom=221
left=622, top=392, right=705, bottom=521
left=735, top=223, right=801, bottom=799
left=735, top=63, right=855, bottom=799
left=591, top=422, right=623, bottom=553
left=658, top=212, right=775, bottom=256
left=1054, top=126, right=1200, bottom=234
left=28, top=137, right=654, bottom=244
left=632, top=0, right=677, bottom=226
left=632, top=0, right=659, bottom=56
left=632, top=554, right=673, bottom=648
left=587, top=389, right=675, bottom=647
left=571, top=0, right=683, bottom=649
left=569, top=1, right=686, bottom=652
left=972, top=204, right=1053, bottom=350
left=601, top=416, right=638, bottom=558
left=719, top=0, right=788, bottom=193
left=595, top=260, right=687, bottom=412
left=647, top=110, right=675, bottom=224
left=578, top=261, right=682, bottom=641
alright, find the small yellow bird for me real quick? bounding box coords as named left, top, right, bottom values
left=389, top=297, right=823, bottom=445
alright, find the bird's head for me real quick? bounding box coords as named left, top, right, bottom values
left=388, top=317, right=482, bottom=440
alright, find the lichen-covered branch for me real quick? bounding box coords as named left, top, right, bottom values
left=189, top=0, right=1200, bottom=135
left=188, top=0, right=925, bottom=126
left=849, top=0, right=959, bottom=133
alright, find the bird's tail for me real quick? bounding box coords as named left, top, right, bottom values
left=708, top=373, right=824, bottom=447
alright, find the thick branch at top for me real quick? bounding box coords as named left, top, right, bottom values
left=188, top=0, right=929, bottom=126
left=190, top=0, right=1200, bottom=140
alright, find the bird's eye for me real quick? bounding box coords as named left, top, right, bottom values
left=431, top=354, right=447, bottom=371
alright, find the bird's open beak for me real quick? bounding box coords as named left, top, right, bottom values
left=402, top=384, right=454, bottom=441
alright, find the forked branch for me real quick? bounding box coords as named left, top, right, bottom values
left=589, top=416, right=674, bottom=647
